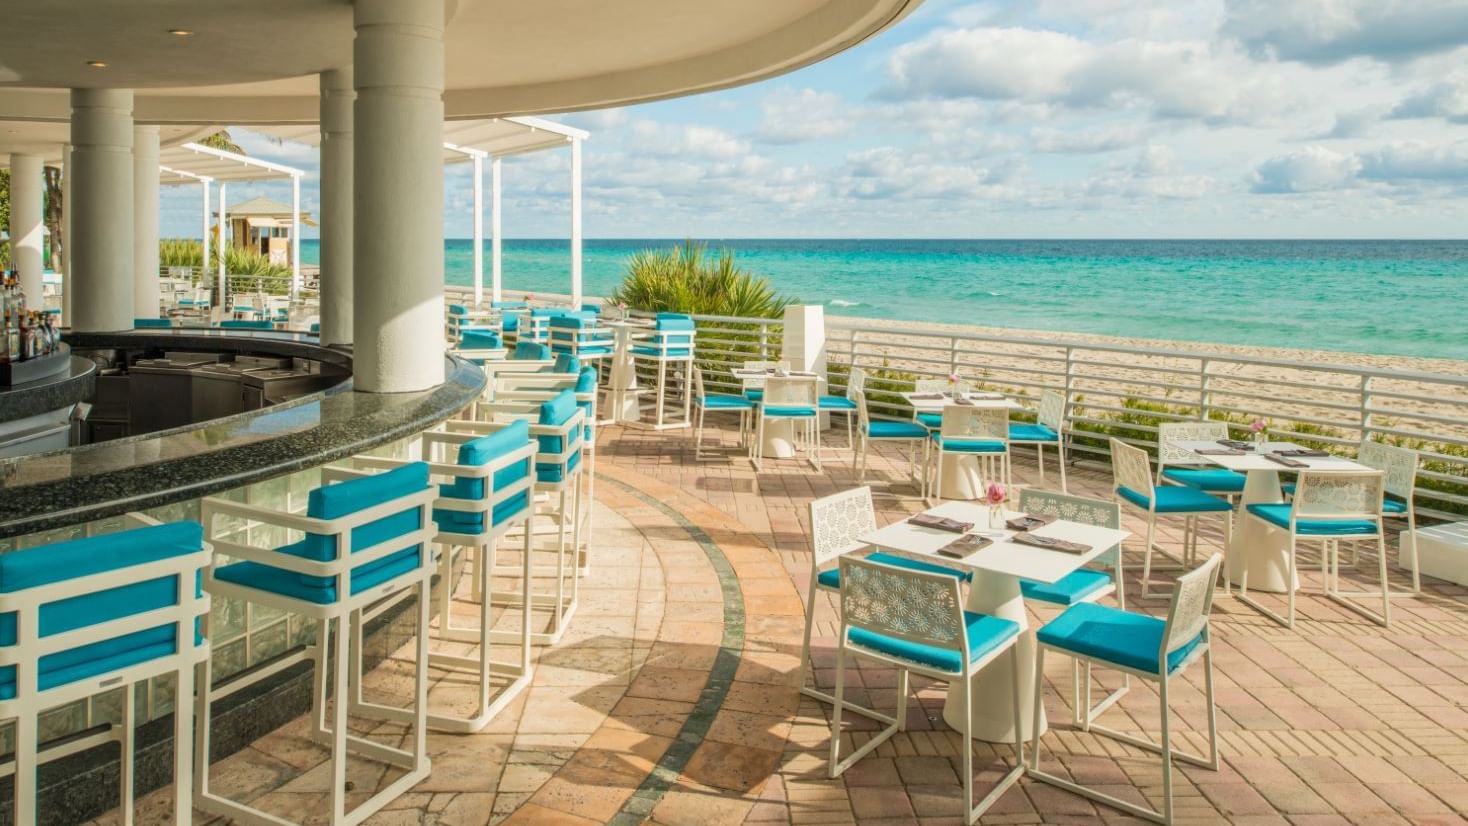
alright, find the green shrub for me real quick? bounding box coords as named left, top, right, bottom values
left=609, top=241, right=795, bottom=319
left=158, top=238, right=292, bottom=293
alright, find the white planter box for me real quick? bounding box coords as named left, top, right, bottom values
left=1401, top=522, right=1468, bottom=586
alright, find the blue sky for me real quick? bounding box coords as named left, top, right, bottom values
left=161, top=0, right=1468, bottom=240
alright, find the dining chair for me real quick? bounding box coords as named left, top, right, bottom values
left=753, top=375, right=821, bottom=471
left=692, top=366, right=755, bottom=458
left=1243, top=469, right=1390, bottom=628
left=1156, top=420, right=1247, bottom=499
left=1110, top=438, right=1233, bottom=599
left=829, top=556, right=1024, bottom=824
left=740, top=360, right=790, bottom=404
left=1008, top=389, right=1068, bottom=491
left=914, top=378, right=972, bottom=430
left=818, top=366, right=864, bottom=451
left=1357, top=440, right=1421, bottom=593
left=1028, top=553, right=1223, bottom=826
left=928, top=405, right=1010, bottom=504
left=0, top=516, right=209, bottom=826
left=1015, top=488, right=1128, bottom=726
left=853, top=387, right=929, bottom=487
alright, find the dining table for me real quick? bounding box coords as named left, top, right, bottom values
left=736, top=368, right=820, bottom=459
left=1176, top=439, right=1371, bottom=592
left=901, top=391, right=1024, bottom=500
left=859, top=500, right=1130, bottom=742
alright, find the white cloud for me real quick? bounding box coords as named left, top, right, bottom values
left=1252, top=146, right=1362, bottom=192
left=1081, top=145, right=1215, bottom=199
left=1222, top=0, right=1468, bottom=65
left=1030, top=124, right=1147, bottom=153
left=1390, top=72, right=1468, bottom=123
left=626, top=121, right=749, bottom=159
left=756, top=88, right=855, bottom=144
left=1359, top=141, right=1468, bottom=182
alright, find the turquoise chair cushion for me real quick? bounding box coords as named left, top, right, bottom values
left=512, top=341, right=551, bottom=361
left=461, top=328, right=501, bottom=350
left=219, top=319, right=273, bottom=329
left=179, top=298, right=195, bottom=306
left=1280, top=483, right=1408, bottom=514
left=134, top=318, right=172, bottom=328
left=849, top=611, right=1018, bottom=674
left=917, top=412, right=941, bottom=429
left=1118, top=485, right=1232, bottom=513
left=819, top=395, right=858, bottom=411
left=1038, top=602, right=1203, bottom=675
left=744, top=389, right=764, bottom=402
left=632, top=345, right=691, bottom=358
left=1009, top=423, right=1059, bottom=442
left=440, top=420, right=532, bottom=503
left=1162, top=466, right=1246, bottom=493
left=816, top=552, right=972, bottom=590
left=581, top=304, right=602, bottom=315
left=576, top=367, right=598, bottom=393
left=434, top=490, right=531, bottom=535
left=0, top=522, right=204, bottom=700
left=866, top=420, right=929, bottom=439
left=1020, top=570, right=1112, bottom=606
left=537, top=449, right=582, bottom=484
left=931, top=435, right=1006, bottom=453
left=536, top=389, right=581, bottom=457
left=763, top=406, right=817, bottom=417
left=309, top=322, right=320, bottom=334
left=502, top=316, right=519, bottom=332
left=1246, top=504, right=1380, bottom=536
left=702, top=394, right=754, bottom=410
left=448, top=304, right=468, bottom=315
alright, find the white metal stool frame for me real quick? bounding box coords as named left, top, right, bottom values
left=1008, top=389, right=1069, bottom=491
left=829, top=557, right=1025, bottom=825
left=927, top=404, right=1010, bottom=504
left=1028, top=553, right=1223, bottom=826
left=1111, top=438, right=1233, bottom=600
left=628, top=320, right=696, bottom=431
left=0, top=514, right=209, bottom=826
left=341, top=434, right=538, bottom=733
left=196, top=483, right=437, bottom=826
left=446, top=404, right=587, bottom=645
left=1242, top=469, right=1390, bottom=628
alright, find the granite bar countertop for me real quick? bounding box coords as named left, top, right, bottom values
left=0, top=330, right=485, bottom=539
left=0, top=352, right=96, bottom=425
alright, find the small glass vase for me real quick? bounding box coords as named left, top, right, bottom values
left=1254, top=431, right=1268, bottom=450
left=988, top=504, right=1004, bottom=529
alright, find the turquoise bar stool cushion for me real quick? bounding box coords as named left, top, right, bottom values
left=702, top=394, right=754, bottom=410
left=512, top=341, right=551, bottom=361
left=816, top=552, right=971, bottom=590
left=581, top=304, right=601, bottom=315
left=134, top=318, right=172, bottom=328
left=763, top=406, right=817, bottom=417
left=548, top=353, right=580, bottom=374
left=1009, top=423, right=1059, bottom=442
left=576, top=366, right=598, bottom=393
left=448, top=304, right=468, bottom=315
left=439, top=420, right=532, bottom=503
left=537, top=450, right=581, bottom=484
left=1118, top=485, right=1232, bottom=513
left=633, top=316, right=694, bottom=357
left=0, top=522, right=204, bottom=699
left=743, top=389, right=764, bottom=402
left=819, top=395, right=858, bottom=411
left=219, top=319, right=273, bottom=330
left=1246, top=504, right=1380, bottom=536
left=1162, top=466, right=1246, bottom=493
left=849, top=612, right=1018, bottom=674
left=309, top=322, right=320, bottom=334
left=931, top=435, right=1006, bottom=453
left=460, top=329, right=501, bottom=350
left=1020, top=570, right=1112, bottom=606
left=501, top=316, right=519, bottom=332
left=866, top=420, right=928, bottom=439
left=1037, top=602, right=1202, bottom=675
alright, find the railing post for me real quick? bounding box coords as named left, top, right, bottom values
left=758, top=324, right=769, bottom=362
left=1360, top=374, right=1373, bottom=445
left=948, top=337, right=959, bottom=377
left=1199, top=358, right=1212, bottom=422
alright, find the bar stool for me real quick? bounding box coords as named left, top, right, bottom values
left=196, top=462, right=437, bottom=826
left=0, top=516, right=209, bottom=826
left=344, top=424, right=538, bottom=732
left=630, top=313, right=696, bottom=430
left=549, top=315, right=614, bottom=380
left=447, top=389, right=586, bottom=644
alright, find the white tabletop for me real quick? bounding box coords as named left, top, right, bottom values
left=901, top=391, right=1023, bottom=412
left=1177, top=440, right=1370, bottom=473
left=859, top=501, right=1129, bottom=585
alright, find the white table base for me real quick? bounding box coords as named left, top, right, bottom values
left=762, top=419, right=798, bottom=459
left=1227, top=469, right=1298, bottom=593
left=943, top=572, right=1043, bottom=742
left=935, top=454, right=984, bottom=500
left=608, top=325, right=642, bottom=424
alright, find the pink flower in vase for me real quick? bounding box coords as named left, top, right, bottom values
left=1250, top=418, right=1266, bottom=434
left=984, top=482, right=1007, bottom=507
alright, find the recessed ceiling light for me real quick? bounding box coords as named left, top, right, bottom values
left=168, top=29, right=194, bottom=37
left=86, top=60, right=108, bottom=68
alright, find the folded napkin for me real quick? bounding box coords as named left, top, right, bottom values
left=1195, top=447, right=1247, bottom=456
left=1217, top=439, right=1256, bottom=451
left=937, top=534, right=992, bottom=559
left=954, top=397, right=975, bottom=406
left=1275, top=448, right=1330, bottom=458
left=908, top=513, right=973, bottom=533
left=1012, top=533, right=1091, bottom=554
left=1006, top=513, right=1058, bottom=532
left=1264, top=453, right=1308, bottom=468
left=909, top=393, right=944, bottom=400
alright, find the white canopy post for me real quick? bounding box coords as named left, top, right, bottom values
left=491, top=155, right=502, bottom=303
left=217, top=182, right=228, bottom=308
left=200, top=177, right=210, bottom=291
left=291, top=172, right=301, bottom=301
left=570, top=136, right=582, bottom=308
left=472, top=152, right=484, bottom=306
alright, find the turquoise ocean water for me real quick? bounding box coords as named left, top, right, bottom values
left=299, top=239, right=1468, bottom=361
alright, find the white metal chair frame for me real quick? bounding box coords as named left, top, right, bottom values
left=342, top=432, right=538, bottom=733
left=853, top=386, right=928, bottom=490
left=1111, top=438, right=1233, bottom=600
left=1241, top=469, right=1390, bottom=628
left=1357, top=439, right=1421, bottom=595
left=830, top=557, right=1024, bottom=824
left=928, top=405, right=1010, bottom=504
left=445, top=305, right=500, bottom=344
left=691, top=366, right=754, bottom=459
left=819, top=366, right=864, bottom=454
left=628, top=324, right=696, bottom=431
left=753, top=375, right=822, bottom=472
left=1016, top=488, right=1129, bottom=727
left=1028, top=553, right=1223, bottom=826
left=1154, top=421, right=1242, bottom=571
left=549, top=318, right=615, bottom=370
left=0, top=514, right=208, bottom=826
left=1008, top=389, right=1068, bottom=491
left=445, top=404, right=587, bottom=645
left=913, top=378, right=971, bottom=432
left=197, top=480, right=437, bottom=826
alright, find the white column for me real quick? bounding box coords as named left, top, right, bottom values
left=570, top=137, right=583, bottom=308
left=217, top=182, right=227, bottom=308
left=319, top=66, right=354, bottom=345
left=353, top=0, right=445, bottom=392
left=132, top=124, right=161, bottom=318
left=472, top=153, right=484, bottom=306
left=290, top=173, right=302, bottom=302
left=491, top=156, right=502, bottom=303
left=200, top=178, right=210, bottom=288
left=9, top=153, right=44, bottom=310
left=61, top=144, right=73, bottom=325
left=70, top=88, right=135, bottom=332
